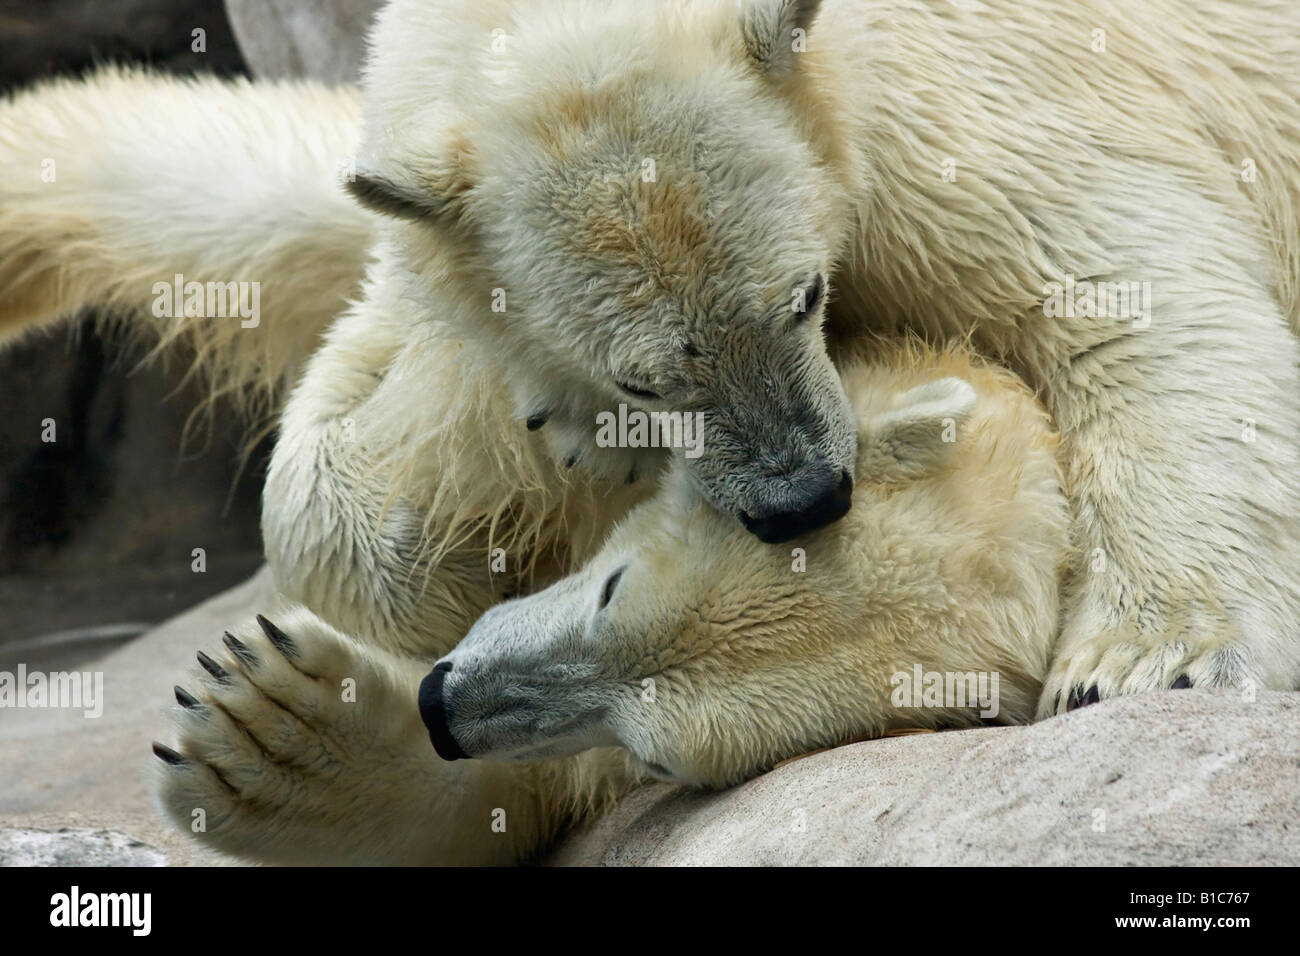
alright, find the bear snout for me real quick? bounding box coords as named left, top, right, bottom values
left=418, top=661, right=469, bottom=761
left=740, top=468, right=853, bottom=544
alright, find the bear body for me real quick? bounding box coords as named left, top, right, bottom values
left=344, top=0, right=1300, bottom=712
left=160, top=342, right=1070, bottom=862
left=3, top=0, right=1300, bottom=862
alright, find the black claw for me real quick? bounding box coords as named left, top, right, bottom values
left=526, top=410, right=551, bottom=431
left=174, top=686, right=202, bottom=710
left=1171, top=675, right=1193, bottom=690
left=563, top=453, right=578, bottom=469
left=1052, top=691, right=1061, bottom=713
left=625, top=466, right=638, bottom=485
left=152, top=742, right=185, bottom=766
left=1067, top=685, right=1101, bottom=710
left=196, top=651, right=230, bottom=685
left=256, top=614, right=297, bottom=658
left=222, top=630, right=258, bottom=667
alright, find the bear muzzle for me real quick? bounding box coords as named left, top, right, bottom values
left=418, top=661, right=469, bottom=761
left=739, top=468, right=853, bottom=544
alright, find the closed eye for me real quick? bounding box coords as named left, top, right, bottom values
left=598, top=567, right=625, bottom=611
left=616, top=380, right=661, bottom=400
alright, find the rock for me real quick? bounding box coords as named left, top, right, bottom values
left=545, top=689, right=1300, bottom=865
left=0, top=827, right=166, bottom=867
left=0, top=331, right=267, bottom=652
left=224, top=0, right=380, bottom=84
left=0, top=0, right=244, bottom=90
left=0, top=571, right=276, bottom=867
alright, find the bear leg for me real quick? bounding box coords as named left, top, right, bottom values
left=151, top=604, right=568, bottom=864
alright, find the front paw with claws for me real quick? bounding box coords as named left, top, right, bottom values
left=151, top=606, right=442, bottom=864
left=1039, top=633, right=1251, bottom=718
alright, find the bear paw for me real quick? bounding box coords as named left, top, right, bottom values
left=1037, top=636, right=1254, bottom=718
left=151, top=608, right=435, bottom=864
left=532, top=403, right=670, bottom=485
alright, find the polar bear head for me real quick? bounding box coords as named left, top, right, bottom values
left=418, top=369, right=1053, bottom=788
left=348, top=0, right=861, bottom=543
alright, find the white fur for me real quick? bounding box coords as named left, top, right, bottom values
left=4, top=0, right=1300, bottom=862
left=340, top=0, right=1300, bottom=712
left=153, top=344, right=1067, bottom=861
left=0, top=68, right=373, bottom=413
left=439, top=349, right=1068, bottom=788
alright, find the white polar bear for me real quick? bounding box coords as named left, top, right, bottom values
left=424, top=349, right=1070, bottom=789
left=3, top=0, right=1300, bottom=862
left=154, top=343, right=1069, bottom=862
left=337, top=0, right=1300, bottom=710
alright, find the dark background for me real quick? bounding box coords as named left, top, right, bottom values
left=0, top=1, right=265, bottom=665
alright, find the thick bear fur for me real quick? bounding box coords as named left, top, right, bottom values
left=340, top=0, right=1300, bottom=714
left=3, top=0, right=1300, bottom=863
left=160, top=342, right=1071, bottom=863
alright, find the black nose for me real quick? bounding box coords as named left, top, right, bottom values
left=740, top=469, right=853, bottom=544
left=418, top=661, right=468, bottom=761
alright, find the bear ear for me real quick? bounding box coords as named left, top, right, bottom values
left=859, top=377, right=978, bottom=483
left=740, top=0, right=824, bottom=76
left=345, top=137, right=476, bottom=225
left=345, top=169, right=453, bottom=223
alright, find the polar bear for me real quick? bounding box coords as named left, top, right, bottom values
left=422, top=348, right=1069, bottom=788
left=5, top=0, right=1300, bottom=716
left=3, top=0, right=1300, bottom=860
left=337, top=0, right=1300, bottom=712
left=153, top=343, right=1068, bottom=863
left=67, top=0, right=1300, bottom=711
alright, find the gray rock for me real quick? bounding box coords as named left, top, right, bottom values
left=224, top=0, right=380, bottom=83
left=546, top=689, right=1300, bottom=866
left=0, top=827, right=166, bottom=867
left=0, top=0, right=244, bottom=90
left=0, top=571, right=276, bottom=867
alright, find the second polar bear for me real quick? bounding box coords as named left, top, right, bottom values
left=153, top=344, right=1068, bottom=862
left=423, top=348, right=1069, bottom=788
